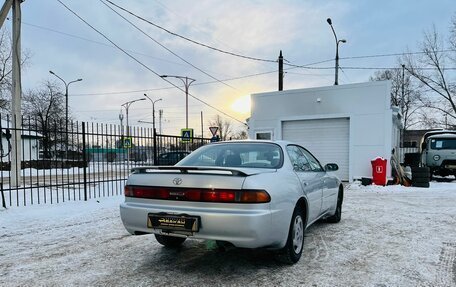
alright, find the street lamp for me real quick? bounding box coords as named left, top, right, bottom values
left=326, top=18, right=346, bottom=85
left=49, top=70, right=82, bottom=157
left=143, top=94, right=162, bottom=166
left=121, top=98, right=146, bottom=137
left=160, top=75, right=195, bottom=129
left=143, top=93, right=162, bottom=134
left=121, top=98, right=146, bottom=171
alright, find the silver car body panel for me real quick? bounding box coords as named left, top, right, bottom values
left=120, top=140, right=341, bottom=249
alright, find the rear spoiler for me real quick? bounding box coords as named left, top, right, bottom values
left=131, top=166, right=249, bottom=176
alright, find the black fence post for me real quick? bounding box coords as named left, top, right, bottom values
left=1, top=183, right=6, bottom=208
left=82, top=122, right=88, bottom=201
left=153, top=128, right=158, bottom=165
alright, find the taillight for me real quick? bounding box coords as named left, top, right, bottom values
left=124, top=185, right=270, bottom=203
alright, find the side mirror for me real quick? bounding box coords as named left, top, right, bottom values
left=421, top=142, right=427, bottom=151
left=325, top=163, right=339, bottom=171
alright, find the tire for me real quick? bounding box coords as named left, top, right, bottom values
left=412, top=177, right=430, bottom=184
left=155, top=234, right=186, bottom=248
left=412, top=181, right=430, bottom=188
left=327, top=187, right=343, bottom=223
left=413, top=172, right=430, bottom=178
left=276, top=205, right=305, bottom=264
left=404, top=153, right=421, bottom=167
left=412, top=167, right=430, bottom=182
left=411, top=167, right=429, bottom=174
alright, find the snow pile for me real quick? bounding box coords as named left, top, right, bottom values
left=1, top=183, right=455, bottom=286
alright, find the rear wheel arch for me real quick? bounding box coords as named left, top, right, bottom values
left=296, top=197, right=308, bottom=228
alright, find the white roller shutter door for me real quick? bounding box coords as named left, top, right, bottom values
left=282, top=118, right=349, bottom=181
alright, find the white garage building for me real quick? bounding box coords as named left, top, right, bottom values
left=247, top=81, right=401, bottom=182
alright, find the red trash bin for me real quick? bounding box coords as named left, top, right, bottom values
left=371, top=157, right=387, bottom=186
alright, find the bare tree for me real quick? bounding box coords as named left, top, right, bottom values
left=0, top=28, right=30, bottom=111
left=0, top=28, right=13, bottom=111
left=208, top=115, right=233, bottom=141
left=370, top=66, right=423, bottom=130
left=403, top=20, right=456, bottom=128
left=22, top=81, right=66, bottom=157
left=232, top=129, right=248, bottom=140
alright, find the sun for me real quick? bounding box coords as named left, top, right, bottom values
left=230, top=95, right=251, bottom=114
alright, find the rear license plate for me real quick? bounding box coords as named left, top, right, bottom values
left=148, top=213, right=199, bottom=232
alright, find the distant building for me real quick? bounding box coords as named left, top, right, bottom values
left=248, top=81, right=401, bottom=182
left=402, top=129, right=439, bottom=148
left=1, top=120, right=42, bottom=161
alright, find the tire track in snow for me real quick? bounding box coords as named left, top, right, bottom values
left=433, top=242, right=456, bottom=287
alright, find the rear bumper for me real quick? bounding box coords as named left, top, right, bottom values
left=120, top=200, right=282, bottom=249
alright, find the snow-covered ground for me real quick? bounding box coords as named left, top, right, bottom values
left=1, top=182, right=455, bottom=286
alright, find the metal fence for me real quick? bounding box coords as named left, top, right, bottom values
left=397, top=147, right=420, bottom=164
left=0, top=115, right=212, bottom=207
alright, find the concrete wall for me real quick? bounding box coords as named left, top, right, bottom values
left=248, top=81, right=399, bottom=181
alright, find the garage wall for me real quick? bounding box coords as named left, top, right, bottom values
left=248, top=81, right=397, bottom=182
left=282, top=118, right=349, bottom=180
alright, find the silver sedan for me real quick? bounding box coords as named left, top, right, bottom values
left=120, top=140, right=343, bottom=264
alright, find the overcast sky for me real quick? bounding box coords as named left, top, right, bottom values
left=8, top=0, right=456, bottom=136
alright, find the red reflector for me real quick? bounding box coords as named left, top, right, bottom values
left=219, top=191, right=236, bottom=202
left=185, top=190, right=201, bottom=201
left=202, top=191, right=218, bottom=201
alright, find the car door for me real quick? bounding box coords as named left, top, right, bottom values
left=286, top=145, right=323, bottom=223
left=301, top=148, right=337, bottom=213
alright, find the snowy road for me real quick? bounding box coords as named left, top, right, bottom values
left=1, top=182, right=455, bottom=286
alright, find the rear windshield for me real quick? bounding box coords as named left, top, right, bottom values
left=430, top=138, right=456, bottom=150
left=177, top=143, right=283, bottom=169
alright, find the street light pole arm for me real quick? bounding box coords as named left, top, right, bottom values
left=68, top=79, right=83, bottom=86
left=49, top=70, right=67, bottom=86
left=328, top=24, right=338, bottom=43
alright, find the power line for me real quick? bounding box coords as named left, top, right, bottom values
left=99, top=0, right=240, bottom=92
left=71, top=69, right=277, bottom=96
left=109, top=0, right=452, bottom=68
left=338, top=49, right=456, bottom=61
left=56, top=0, right=246, bottom=125
left=22, top=16, right=456, bottom=73
left=21, top=21, right=186, bottom=66
left=104, top=0, right=278, bottom=64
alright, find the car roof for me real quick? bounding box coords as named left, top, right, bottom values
left=423, top=130, right=456, bottom=141
left=428, top=133, right=456, bottom=139
left=212, top=140, right=293, bottom=146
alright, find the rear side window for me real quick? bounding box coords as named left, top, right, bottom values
left=286, top=145, right=323, bottom=172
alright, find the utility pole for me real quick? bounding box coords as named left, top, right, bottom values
left=278, top=50, right=283, bottom=91
left=10, top=0, right=22, bottom=187
left=159, top=109, right=163, bottom=134
left=0, top=0, right=13, bottom=28
left=401, top=64, right=405, bottom=101
left=401, top=64, right=406, bottom=146
left=200, top=111, right=203, bottom=138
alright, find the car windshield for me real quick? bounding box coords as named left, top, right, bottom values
left=177, top=142, right=283, bottom=169
left=430, top=138, right=456, bottom=150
